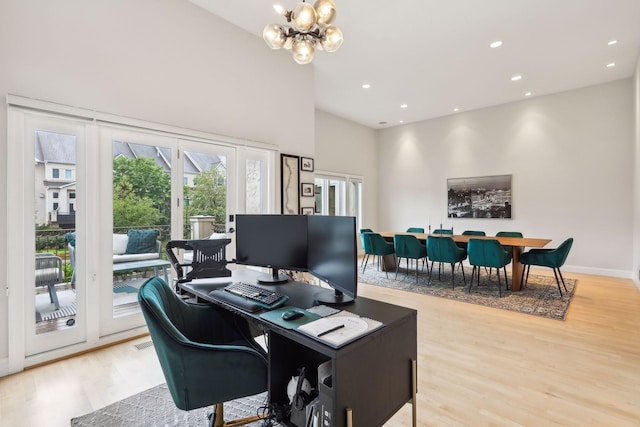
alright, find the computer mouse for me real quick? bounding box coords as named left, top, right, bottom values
left=281, top=310, right=304, bottom=321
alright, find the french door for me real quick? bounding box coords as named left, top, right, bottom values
left=7, top=111, right=89, bottom=359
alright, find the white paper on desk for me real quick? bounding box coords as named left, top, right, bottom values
left=297, top=311, right=383, bottom=347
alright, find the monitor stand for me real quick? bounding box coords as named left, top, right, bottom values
left=257, top=267, right=290, bottom=284
left=315, top=289, right=354, bottom=305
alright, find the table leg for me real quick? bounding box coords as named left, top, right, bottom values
left=381, top=254, right=397, bottom=272
left=511, top=246, right=524, bottom=291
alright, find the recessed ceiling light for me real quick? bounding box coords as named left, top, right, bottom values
left=489, top=40, right=503, bottom=48
left=453, top=108, right=459, bottom=112
left=399, top=120, right=404, bottom=124
left=525, top=92, right=532, bottom=97
left=607, top=62, right=616, bottom=68
left=400, top=104, right=408, bottom=109
left=378, top=121, right=387, bottom=125
left=362, top=83, right=371, bottom=89
left=608, top=40, right=618, bottom=46
left=511, top=75, right=522, bottom=81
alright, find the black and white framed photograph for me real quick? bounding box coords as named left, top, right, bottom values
left=301, top=182, right=314, bottom=197
left=447, top=174, right=512, bottom=219
left=280, top=154, right=300, bottom=214
left=301, top=207, right=314, bottom=215
left=301, top=157, right=314, bottom=172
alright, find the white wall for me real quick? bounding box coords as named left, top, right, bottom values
left=0, top=0, right=314, bottom=363
left=314, top=109, right=378, bottom=229
left=377, top=79, right=634, bottom=277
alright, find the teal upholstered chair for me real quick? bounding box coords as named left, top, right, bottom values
left=426, top=236, right=466, bottom=289
left=520, top=238, right=573, bottom=297
left=462, top=230, right=485, bottom=236
left=432, top=228, right=453, bottom=235
left=467, top=239, right=512, bottom=297
left=359, top=228, right=374, bottom=268
left=364, top=232, right=395, bottom=278
left=138, top=277, right=268, bottom=427
left=393, top=234, right=427, bottom=282
left=406, top=227, right=425, bottom=233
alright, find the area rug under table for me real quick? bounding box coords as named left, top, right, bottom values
left=71, top=384, right=267, bottom=427
left=359, top=264, right=576, bottom=320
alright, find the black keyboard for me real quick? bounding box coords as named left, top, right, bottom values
left=223, top=282, right=288, bottom=310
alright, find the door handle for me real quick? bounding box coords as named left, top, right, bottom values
left=228, top=227, right=235, bottom=234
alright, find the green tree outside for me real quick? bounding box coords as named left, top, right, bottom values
left=185, top=166, right=227, bottom=225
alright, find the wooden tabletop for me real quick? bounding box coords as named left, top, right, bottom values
left=377, top=231, right=551, bottom=248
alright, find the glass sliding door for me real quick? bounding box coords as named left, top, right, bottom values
left=314, top=173, right=363, bottom=229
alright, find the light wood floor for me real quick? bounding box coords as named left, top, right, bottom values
left=1, top=270, right=639, bottom=426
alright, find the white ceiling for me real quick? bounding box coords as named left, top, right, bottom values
left=191, top=0, right=640, bottom=129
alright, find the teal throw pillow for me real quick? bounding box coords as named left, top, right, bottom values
left=64, top=232, right=76, bottom=247
left=125, top=229, right=159, bottom=254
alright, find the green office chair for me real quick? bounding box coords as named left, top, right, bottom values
left=360, top=228, right=374, bottom=268
left=520, top=238, right=573, bottom=297
left=426, top=236, right=466, bottom=289
left=467, top=238, right=512, bottom=297
left=138, top=277, right=268, bottom=427
left=462, top=230, right=485, bottom=236
left=406, top=227, right=425, bottom=233
left=393, top=234, right=427, bottom=282
left=364, top=232, right=395, bottom=278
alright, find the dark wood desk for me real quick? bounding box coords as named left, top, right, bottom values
left=379, top=232, right=551, bottom=291
left=178, top=269, right=418, bottom=427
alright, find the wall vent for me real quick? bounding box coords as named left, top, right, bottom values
left=134, top=340, right=154, bottom=351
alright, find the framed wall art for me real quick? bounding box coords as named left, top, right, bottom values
left=301, top=207, right=314, bottom=215
left=301, top=157, right=314, bottom=172
left=301, top=182, right=314, bottom=197
left=447, top=174, right=512, bottom=219
left=281, top=154, right=300, bottom=214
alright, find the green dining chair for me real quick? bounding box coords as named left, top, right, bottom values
left=520, top=238, right=574, bottom=297
left=462, top=230, right=486, bottom=236
left=138, top=277, right=268, bottom=427
left=426, top=236, right=466, bottom=289
left=432, top=229, right=453, bottom=235
left=393, top=234, right=427, bottom=283
left=406, top=227, right=425, bottom=233
left=467, top=238, right=512, bottom=297
left=360, top=228, right=374, bottom=268
left=365, top=232, right=396, bottom=278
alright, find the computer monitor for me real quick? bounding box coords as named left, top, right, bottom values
left=235, top=214, right=308, bottom=283
left=308, top=215, right=357, bottom=304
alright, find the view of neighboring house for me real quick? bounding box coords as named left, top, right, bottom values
left=35, top=131, right=224, bottom=227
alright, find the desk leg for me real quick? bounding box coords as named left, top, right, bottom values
left=511, top=246, right=524, bottom=291
left=346, top=408, right=353, bottom=427
left=412, top=358, right=417, bottom=427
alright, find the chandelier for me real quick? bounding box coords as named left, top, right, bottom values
left=263, top=0, right=343, bottom=65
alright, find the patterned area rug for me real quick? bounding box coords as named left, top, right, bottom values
left=71, top=384, right=268, bottom=426
left=359, top=262, right=576, bottom=320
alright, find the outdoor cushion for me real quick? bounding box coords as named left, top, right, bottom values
left=125, top=229, right=160, bottom=254
left=113, top=234, right=129, bottom=255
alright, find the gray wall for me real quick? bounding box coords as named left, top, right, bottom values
left=376, top=79, right=634, bottom=277
left=0, top=0, right=314, bottom=363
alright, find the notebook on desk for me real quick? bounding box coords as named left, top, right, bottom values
left=297, top=310, right=384, bottom=348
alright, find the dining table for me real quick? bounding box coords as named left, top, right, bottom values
left=378, top=232, right=552, bottom=291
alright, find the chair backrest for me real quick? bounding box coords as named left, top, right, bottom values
left=369, top=233, right=395, bottom=256
left=433, top=229, right=453, bottom=235
left=138, top=277, right=268, bottom=411
left=467, top=238, right=510, bottom=268
left=462, top=230, right=486, bottom=236
left=496, top=231, right=523, bottom=238
left=166, top=239, right=231, bottom=282
left=394, top=234, right=424, bottom=259
left=427, top=236, right=463, bottom=263
left=553, top=237, right=574, bottom=267
left=360, top=230, right=374, bottom=254
left=406, top=227, right=425, bottom=233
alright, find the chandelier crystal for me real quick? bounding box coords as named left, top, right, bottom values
left=263, top=0, right=343, bottom=65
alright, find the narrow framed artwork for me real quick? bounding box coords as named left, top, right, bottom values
left=301, top=182, right=314, bottom=197
left=447, top=174, right=512, bottom=219
left=301, top=207, right=314, bottom=215
left=301, top=157, right=314, bottom=172
left=281, top=154, right=300, bottom=214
